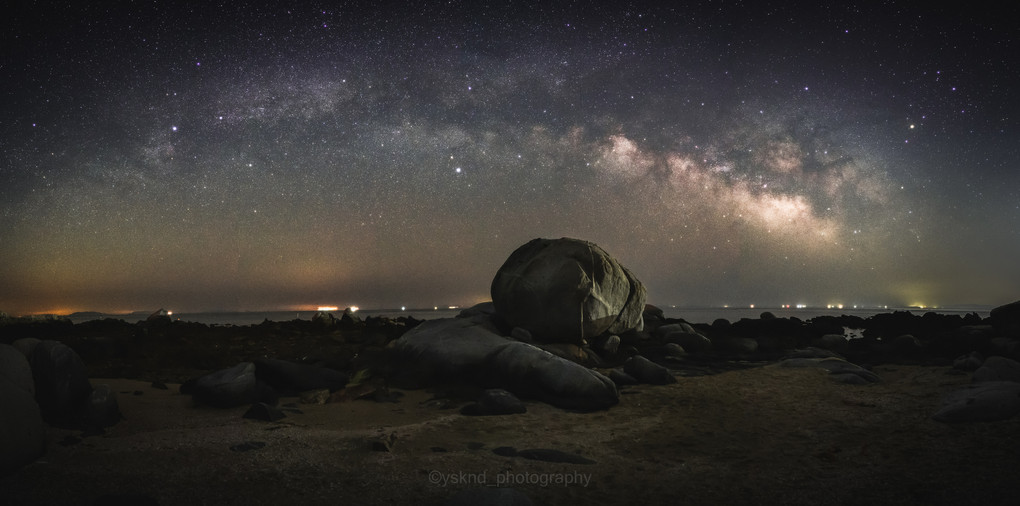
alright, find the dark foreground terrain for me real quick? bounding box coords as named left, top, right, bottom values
left=2, top=305, right=1019, bottom=505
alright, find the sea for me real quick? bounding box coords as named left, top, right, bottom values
left=61, top=305, right=993, bottom=327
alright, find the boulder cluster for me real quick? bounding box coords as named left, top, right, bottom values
left=4, top=237, right=1020, bottom=479
left=1, top=339, right=121, bottom=476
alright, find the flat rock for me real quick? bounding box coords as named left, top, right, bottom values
left=623, top=355, right=676, bottom=385
left=390, top=318, right=619, bottom=411
left=778, top=357, right=879, bottom=383
left=444, top=487, right=534, bottom=506
left=182, top=362, right=259, bottom=408
left=932, top=381, right=1020, bottom=423
left=973, top=356, right=1020, bottom=383
left=253, top=358, right=348, bottom=394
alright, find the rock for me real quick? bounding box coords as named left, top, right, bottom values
left=488, top=342, right=619, bottom=411
left=490, top=237, right=646, bottom=344
left=444, top=487, right=534, bottom=506
left=10, top=338, right=42, bottom=361
left=0, top=364, right=47, bottom=476
left=988, top=338, right=1020, bottom=359
left=298, top=389, right=331, bottom=405
left=590, top=334, right=621, bottom=355
left=663, top=343, right=686, bottom=357
left=389, top=317, right=512, bottom=379
left=0, top=344, right=35, bottom=395
left=311, top=311, right=338, bottom=327
left=973, top=356, right=1020, bottom=383
left=779, top=357, right=879, bottom=383
left=932, top=381, right=1020, bottom=422
left=461, top=389, right=527, bottom=416
left=953, top=351, right=985, bottom=371
left=713, top=336, right=759, bottom=355
left=86, top=384, right=122, bottom=429
left=253, top=358, right=347, bottom=394
left=30, top=340, right=93, bottom=426
left=663, top=331, right=712, bottom=352
left=510, top=326, right=534, bottom=342
left=890, top=334, right=922, bottom=355
left=607, top=368, right=638, bottom=386
left=623, top=355, right=676, bottom=385
left=812, top=334, right=849, bottom=353
left=243, top=402, right=286, bottom=422
left=990, top=300, right=1020, bottom=337
left=784, top=347, right=844, bottom=359
left=390, top=317, right=618, bottom=411
left=181, top=362, right=259, bottom=408
left=372, top=433, right=397, bottom=452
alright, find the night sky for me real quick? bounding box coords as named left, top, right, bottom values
left=2, top=1, right=1017, bottom=315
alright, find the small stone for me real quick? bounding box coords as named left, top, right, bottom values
left=299, top=389, right=331, bottom=404
left=242, top=402, right=286, bottom=422
left=460, top=389, right=527, bottom=416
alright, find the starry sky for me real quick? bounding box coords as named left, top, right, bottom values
left=2, top=1, right=1018, bottom=315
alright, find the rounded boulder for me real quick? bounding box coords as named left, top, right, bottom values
left=490, top=238, right=646, bottom=345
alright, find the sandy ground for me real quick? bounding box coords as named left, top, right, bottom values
left=4, top=364, right=1019, bottom=506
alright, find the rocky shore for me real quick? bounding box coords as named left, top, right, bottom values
left=3, top=238, right=1020, bottom=505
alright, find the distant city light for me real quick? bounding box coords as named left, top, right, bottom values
left=401, top=306, right=406, bottom=311
left=317, top=306, right=338, bottom=311
left=349, top=306, right=359, bottom=312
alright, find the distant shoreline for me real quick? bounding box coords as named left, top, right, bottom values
left=5, top=304, right=993, bottom=327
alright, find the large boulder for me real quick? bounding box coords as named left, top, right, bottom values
left=990, top=300, right=1020, bottom=337
left=389, top=317, right=619, bottom=411
left=253, top=358, right=348, bottom=394
left=180, top=362, right=260, bottom=408
left=0, top=346, right=47, bottom=476
left=0, top=344, right=35, bottom=395
left=490, top=238, right=646, bottom=345
left=932, top=381, right=1020, bottom=423
left=30, top=340, right=93, bottom=426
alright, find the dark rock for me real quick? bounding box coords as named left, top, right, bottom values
left=812, top=334, right=849, bottom=353
left=953, top=351, right=984, bottom=371
left=1, top=343, right=35, bottom=395
left=990, top=300, right=1020, bottom=337
left=713, top=336, right=759, bottom=355
left=0, top=365, right=47, bottom=476
left=487, top=342, right=618, bottom=411
left=243, top=402, right=286, bottom=422
left=298, top=389, right=331, bottom=405
left=490, top=237, right=646, bottom=345
left=607, top=368, right=638, bottom=386
left=461, top=389, right=527, bottom=416
left=890, top=334, right=922, bottom=355
left=253, top=358, right=347, bottom=394
left=444, top=487, right=534, bottom=506
left=10, top=338, right=42, bottom=362
left=663, top=331, right=712, bottom=352
left=150, top=381, right=168, bottom=390
left=623, top=355, right=676, bottom=385
left=182, top=362, right=259, bottom=408
left=590, top=334, right=621, bottom=355
left=973, top=356, right=1020, bottom=383
left=932, top=381, right=1020, bottom=423
left=86, top=384, right=122, bottom=429
left=372, top=433, right=396, bottom=452
left=390, top=318, right=619, bottom=411
left=510, top=327, right=534, bottom=343
left=30, top=340, right=93, bottom=426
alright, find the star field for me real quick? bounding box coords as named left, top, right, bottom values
left=2, top=1, right=1018, bottom=314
